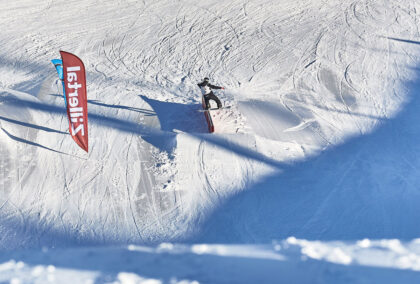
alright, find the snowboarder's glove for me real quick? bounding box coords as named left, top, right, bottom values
left=221, top=87, right=225, bottom=90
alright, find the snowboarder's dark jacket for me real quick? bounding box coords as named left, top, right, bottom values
left=197, top=81, right=223, bottom=96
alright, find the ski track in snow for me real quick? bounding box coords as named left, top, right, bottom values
left=0, top=0, right=419, bottom=269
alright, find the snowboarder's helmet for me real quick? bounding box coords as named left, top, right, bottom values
left=203, top=77, right=209, bottom=82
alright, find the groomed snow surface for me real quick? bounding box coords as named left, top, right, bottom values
left=1, top=0, right=420, bottom=283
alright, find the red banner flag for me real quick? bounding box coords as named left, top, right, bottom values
left=60, top=51, right=89, bottom=152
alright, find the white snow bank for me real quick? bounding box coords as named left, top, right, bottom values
left=2, top=239, right=420, bottom=283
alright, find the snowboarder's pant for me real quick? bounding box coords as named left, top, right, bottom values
left=204, top=92, right=222, bottom=109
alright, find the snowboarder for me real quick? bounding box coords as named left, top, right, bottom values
left=197, top=77, right=224, bottom=109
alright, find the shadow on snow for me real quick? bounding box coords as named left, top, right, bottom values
left=0, top=245, right=419, bottom=283
left=2, top=43, right=420, bottom=247
left=0, top=115, right=67, bottom=135
left=140, top=95, right=208, bottom=133
left=192, top=76, right=420, bottom=243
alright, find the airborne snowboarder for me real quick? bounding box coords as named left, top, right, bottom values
left=197, top=77, right=224, bottom=109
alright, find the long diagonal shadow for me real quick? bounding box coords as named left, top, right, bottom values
left=386, top=37, right=420, bottom=46
left=2, top=128, right=66, bottom=155
left=50, top=94, right=155, bottom=115
left=88, top=99, right=156, bottom=116
left=0, top=115, right=67, bottom=134
left=190, top=133, right=285, bottom=169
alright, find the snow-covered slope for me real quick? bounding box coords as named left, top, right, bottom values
left=1, top=0, right=420, bottom=282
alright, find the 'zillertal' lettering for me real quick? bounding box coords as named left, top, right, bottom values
left=67, top=66, right=85, bottom=136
